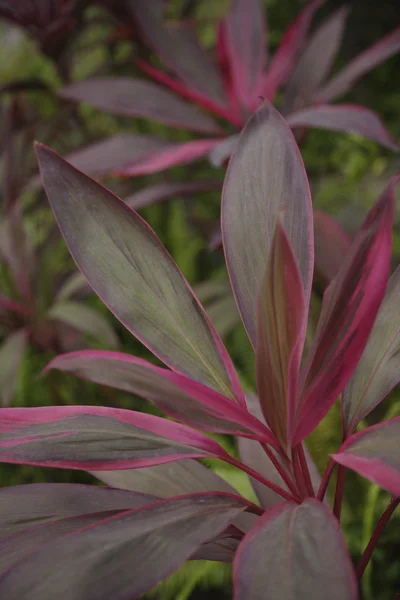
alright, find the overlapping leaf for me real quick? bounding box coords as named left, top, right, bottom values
left=48, top=303, right=119, bottom=348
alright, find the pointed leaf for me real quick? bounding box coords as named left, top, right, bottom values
left=313, top=210, right=352, bottom=287
left=0, top=330, right=27, bottom=407
left=45, top=351, right=272, bottom=440
left=56, top=272, right=90, bottom=302
left=0, top=493, right=247, bottom=600
left=125, top=180, right=221, bottom=211
left=0, top=405, right=229, bottom=469
left=36, top=144, right=243, bottom=403
left=256, top=220, right=306, bottom=447
left=343, top=266, right=400, bottom=435
left=59, top=78, right=221, bottom=134
left=233, top=500, right=358, bottom=599
left=295, top=178, right=397, bottom=443
left=222, top=102, right=313, bottom=348
left=48, top=302, right=119, bottom=349
left=333, top=418, right=400, bottom=496
left=317, top=26, right=400, bottom=103
left=222, top=0, right=267, bottom=110
left=282, top=6, right=348, bottom=114
left=209, top=134, right=239, bottom=167
left=287, top=105, right=399, bottom=151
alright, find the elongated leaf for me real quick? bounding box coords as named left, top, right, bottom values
left=0, top=405, right=228, bottom=469
left=333, top=418, right=400, bottom=496
left=313, top=210, right=352, bottom=287
left=295, top=178, right=396, bottom=443
left=0, top=493, right=247, bottom=600
left=343, top=266, right=400, bottom=435
left=115, top=138, right=222, bottom=177
left=287, top=105, right=399, bottom=151
left=256, top=220, right=306, bottom=447
left=222, top=0, right=267, bottom=110
left=56, top=272, right=90, bottom=301
left=222, top=102, right=313, bottom=348
left=0, top=330, right=27, bottom=407
left=0, top=296, right=27, bottom=317
left=282, top=6, right=348, bottom=115
left=60, top=78, right=221, bottom=134
left=209, top=134, right=239, bottom=167
left=233, top=500, right=357, bottom=599
left=0, top=208, right=35, bottom=301
left=48, top=302, right=119, bottom=349
left=36, top=144, right=243, bottom=403
left=0, top=483, right=154, bottom=537
left=130, top=0, right=227, bottom=107
left=45, top=351, right=272, bottom=440
left=317, top=26, right=400, bottom=103
left=125, top=180, right=221, bottom=211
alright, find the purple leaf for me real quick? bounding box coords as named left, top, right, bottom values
left=295, top=177, right=396, bottom=443
left=333, top=418, right=400, bottom=496
left=125, top=180, right=221, bottom=211
left=262, top=0, right=323, bottom=99
left=209, top=134, right=239, bottom=167
left=35, top=144, right=244, bottom=404
left=59, top=78, right=221, bottom=134
left=45, top=351, right=273, bottom=440
left=115, top=138, right=222, bottom=177
left=313, top=210, right=352, bottom=287
left=0, top=330, right=27, bottom=407
left=48, top=303, right=119, bottom=349
left=130, top=0, right=227, bottom=108
left=342, top=265, right=400, bottom=435
left=222, top=102, right=313, bottom=349
left=222, top=0, right=267, bottom=110
left=233, top=500, right=358, bottom=599
left=0, top=405, right=229, bottom=469
left=282, top=6, right=349, bottom=115
left=0, top=493, right=248, bottom=600
left=256, top=219, right=306, bottom=447
left=316, top=26, right=400, bottom=103
left=287, top=105, right=399, bottom=151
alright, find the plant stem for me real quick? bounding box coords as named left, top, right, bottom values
left=356, top=496, right=399, bottom=579
left=333, top=464, right=346, bottom=521
left=317, top=458, right=336, bottom=501
left=297, top=443, right=315, bottom=497
left=260, top=443, right=299, bottom=497
left=292, top=447, right=307, bottom=500
left=227, top=457, right=300, bottom=503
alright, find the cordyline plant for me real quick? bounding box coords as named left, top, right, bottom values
left=0, top=104, right=399, bottom=599
left=58, top=0, right=400, bottom=192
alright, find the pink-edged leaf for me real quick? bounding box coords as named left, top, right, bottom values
left=0, top=405, right=229, bottom=469
left=0, top=330, right=27, bottom=407
left=282, top=6, right=349, bottom=115
left=124, top=180, right=220, bottom=211
left=209, top=134, right=239, bottom=167
left=333, top=418, right=400, bottom=496
left=115, top=138, right=222, bottom=177
left=48, top=303, right=119, bottom=349
left=0, top=296, right=28, bottom=317
left=295, top=177, right=397, bottom=443
left=316, top=26, right=400, bottom=103
left=59, top=78, right=221, bottom=134
left=193, top=536, right=240, bottom=562
left=45, top=351, right=273, bottom=441
left=36, top=144, right=244, bottom=404
left=0, top=493, right=248, bottom=600
left=262, top=0, right=323, bottom=99
left=64, top=134, right=171, bottom=175
left=256, top=219, right=306, bottom=447
left=313, top=210, right=352, bottom=288
left=222, top=102, right=313, bottom=349
left=0, top=483, right=155, bottom=537
left=287, top=105, right=399, bottom=151
left=222, top=0, right=267, bottom=111
left=343, top=266, right=400, bottom=435
left=233, top=500, right=358, bottom=599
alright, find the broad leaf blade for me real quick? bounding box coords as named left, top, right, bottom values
left=0, top=330, right=27, bottom=407
left=0, top=406, right=228, bottom=469
left=343, top=266, right=400, bottom=434
left=125, top=180, right=221, bottom=211
left=36, top=144, right=243, bottom=403
left=287, top=105, right=399, bottom=151
left=60, top=78, right=221, bottom=134
left=233, top=500, right=358, bottom=599
left=295, top=177, right=396, bottom=443
left=0, top=494, right=247, bottom=600
left=333, top=418, right=400, bottom=496
left=222, top=102, right=313, bottom=348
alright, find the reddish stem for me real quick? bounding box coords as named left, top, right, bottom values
left=297, top=443, right=315, bottom=497
left=317, top=458, right=336, bottom=501
left=292, top=447, right=307, bottom=500
left=333, top=464, right=346, bottom=521
left=356, top=497, right=399, bottom=579
left=261, top=443, right=299, bottom=497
